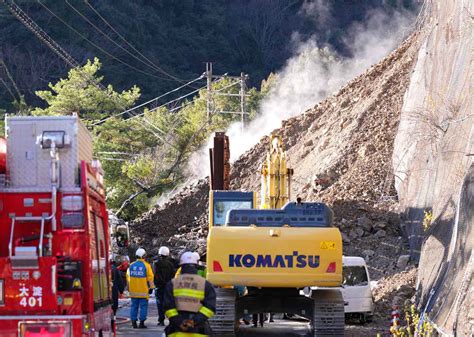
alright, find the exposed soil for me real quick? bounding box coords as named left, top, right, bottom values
left=129, top=32, right=422, bottom=330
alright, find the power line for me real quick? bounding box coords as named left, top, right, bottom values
left=169, top=97, right=204, bottom=113
left=0, top=0, right=118, bottom=103
left=0, top=58, right=21, bottom=98
left=0, top=77, right=16, bottom=100
left=0, top=0, right=80, bottom=69
left=90, top=74, right=205, bottom=126
left=84, top=0, right=188, bottom=84
left=37, top=0, right=174, bottom=81
left=130, top=85, right=206, bottom=119
left=65, top=0, right=171, bottom=79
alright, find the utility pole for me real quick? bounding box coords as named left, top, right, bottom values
left=205, top=64, right=249, bottom=133
left=206, top=62, right=213, bottom=122
left=240, top=72, right=246, bottom=133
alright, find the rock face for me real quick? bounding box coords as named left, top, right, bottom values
left=392, top=1, right=473, bottom=335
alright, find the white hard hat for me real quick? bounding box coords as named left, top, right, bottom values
left=192, top=252, right=200, bottom=261
left=136, top=248, right=146, bottom=258
left=159, top=246, right=170, bottom=256
left=180, top=251, right=199, bottom=265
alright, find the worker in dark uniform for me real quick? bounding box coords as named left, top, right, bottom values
left=153, top=246, right=176, bottom=326
left=163, top=251, right=216, bottom=336
left=111, top=255, right=125, bottom=316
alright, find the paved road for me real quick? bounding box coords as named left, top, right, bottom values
left=116, top=298, right=380, bottom=337
left=116, top=298, right=165, bottom=337
left=116, top=298, right=311, bottom=337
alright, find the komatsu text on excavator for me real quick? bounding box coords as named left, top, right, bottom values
left=206, top=132, right=345, bottom=336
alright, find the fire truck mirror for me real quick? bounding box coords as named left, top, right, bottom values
left=40, top=131, right=66, bottom=149
left=114, top=226, right=130, bottom=248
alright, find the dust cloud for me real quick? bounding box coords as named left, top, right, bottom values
left=188, top=8, right=415, bottom=177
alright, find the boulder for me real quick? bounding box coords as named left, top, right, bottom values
left=300, top=149, right=310, bottom=158
left=348, top=229, right=359, bottom=240
left=355, top=227, right=365, bottom=237
left=374, top=221, right=388, bottom=229
left=396, top=255, right=410, bottom=269
left=358, top=144, right=376, bottom=158
left=357, top=216, right=373, bottom=232
left=341, top=232, right=351, bottom=244
left=309, top=121, right=318, bottom=132
left=304, top=139, right=314, bottom=147
left=311, top=172, right=334, bottom=189
left=318, top=138, right=330, bottom=151
left=374, top=229, right=387, bottom=238
left=362, top=249, right=375, bottom=258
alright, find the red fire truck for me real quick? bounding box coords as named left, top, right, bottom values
left=0, top=116, right=113, bottom=337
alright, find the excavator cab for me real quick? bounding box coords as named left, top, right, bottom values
left=209, top=190, right=256, bottom=227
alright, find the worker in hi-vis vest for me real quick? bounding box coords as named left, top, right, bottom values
left=127, top=248, right=155, bottom=329
left=163, top=251, right=216, bottom=336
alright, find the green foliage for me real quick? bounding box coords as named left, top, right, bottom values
left=0, top=97, right=31, bottom=137
left=94, top=75, right=268, bottom=219
left=33, top=58, right=140, bottom=120
left=12, top=96, right=32, bottom=116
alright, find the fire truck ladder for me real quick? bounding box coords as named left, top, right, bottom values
left=8, top=215, right=51, bottom=269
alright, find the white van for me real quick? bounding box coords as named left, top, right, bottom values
left=340, top=256, right=374, bottom=323
left=304, top=256, right=374, bottom=323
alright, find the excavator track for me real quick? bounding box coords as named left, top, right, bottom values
left=209, top=288, right=237, bottom=336
left=312, top=289, right=345, bottom=336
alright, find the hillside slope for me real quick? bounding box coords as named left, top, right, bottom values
left=132, top=32, right=419, bottom=255
left=129, top=1, right=473, bottom=334
left=131, top=25, right=421, bottom=303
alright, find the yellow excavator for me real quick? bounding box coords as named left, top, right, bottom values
left=206, top=132, right=344, bottom=336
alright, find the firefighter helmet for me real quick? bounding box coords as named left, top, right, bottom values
left=158, top=246, right=170, bottom=256
left=135, top=248, right=146, bottom=258
left=180, top=251, right=199, bottom=265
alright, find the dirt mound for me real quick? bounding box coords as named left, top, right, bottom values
left=130, top=32, right=421, bottom=325
left=131, top=34, right=418, bottom=326
left=132, top=33, right=419, bottom=255
left=130, top=179, right=209, bottom=256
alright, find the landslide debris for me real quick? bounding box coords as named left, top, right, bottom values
left=132, top=33, right=419, bottom=256
left=130, top=179, right=210, bottom=256
left=130, top=32, right=421, bottom=326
